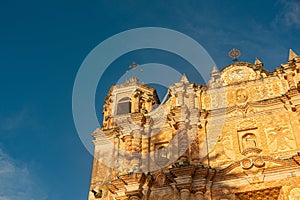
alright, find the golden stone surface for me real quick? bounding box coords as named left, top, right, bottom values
left=88, top=49, right=300, bottom=200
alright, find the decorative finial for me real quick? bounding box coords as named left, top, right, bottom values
left=228, top=48, right=241, bottom=62
left=180, top=73, right=189, bottom=83
left=129, top=77, right=138, bottom=83
left=211, top=66, right=219, bottom=73
left=254, top=57, right=263, bottom=65
left=289, top=49, right=298, bottom=61
left=211, top=66, right=220, bottom=78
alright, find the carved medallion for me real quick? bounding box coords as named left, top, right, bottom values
left=236, top=88, right=248, bottom=103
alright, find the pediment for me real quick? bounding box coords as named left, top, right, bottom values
left=220, top=63, right=258, bottom=86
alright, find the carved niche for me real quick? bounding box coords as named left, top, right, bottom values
left=237, top=119, right=260, bottom=154
left=154, top=142, right=170, bottom=166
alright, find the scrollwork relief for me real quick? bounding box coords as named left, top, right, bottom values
left=265, top=126, right=297, bottom=153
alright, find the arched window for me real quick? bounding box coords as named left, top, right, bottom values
left=117, top=97, right=131, bottom=115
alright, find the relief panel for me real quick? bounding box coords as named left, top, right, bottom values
left=264, top=125, right=297, bottom=153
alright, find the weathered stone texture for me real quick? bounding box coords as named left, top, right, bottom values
left=89, top=50, right=300, bottom=200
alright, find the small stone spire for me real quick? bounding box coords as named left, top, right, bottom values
left=289, top=49, right=298, bottom=60
left=211, top=66, right=220, bottom=78
left=181, top=73, right=189, bottom=83
left=211, top=66, right=219, bottom=74
left=254, top=57, right=263, bottom=65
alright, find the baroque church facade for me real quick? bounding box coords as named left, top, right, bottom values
left=88, top=50, right=300, bottom=200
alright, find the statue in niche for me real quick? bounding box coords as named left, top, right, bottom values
left=242, top=133, right=257, bottom=150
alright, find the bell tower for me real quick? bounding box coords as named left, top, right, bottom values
left=88, top=77, right=160, bottom=200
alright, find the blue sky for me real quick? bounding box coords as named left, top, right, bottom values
left=1, top=0, right=300, bottom=199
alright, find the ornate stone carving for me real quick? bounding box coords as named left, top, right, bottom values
left=211, top=135, right=235, bottom=162
left=235, top=187, right=281, bottom=200
left=253, top=157, right=265, bottom=168
left=221, top=64, right=258, bottom=85
left=265, top=126, right=297, bottom=153
left=90, top=55, right=300, bottom=200
left=237, top=118, right=257, bottom=131
left=240, top=158, right=253, bottom=169
left=236, top=88, right=248, bottom=103
left=289, top=188, right=300, bottom=200
left=210, top=91, right=226, bottom=108
left=155, top=143, right=170, bottom=167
